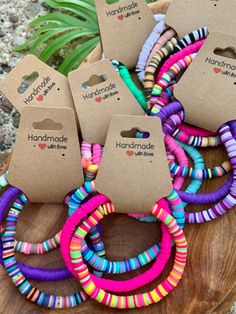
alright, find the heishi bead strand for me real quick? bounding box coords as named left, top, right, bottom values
left=68, top=198, right=187, bottom=309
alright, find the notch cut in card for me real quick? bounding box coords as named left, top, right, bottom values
left=8, top=106, right=83, bottom=204
left=17, top=71, right=39, bottom=94
left=120, top=127, right=150, bottom=138
left=96, top=115, right=172, bottom=214
left=32, top=119, right=63, bottom=131
left=214, top=47, right=236, bottom=60
left=82, top=74, right=108, bottom=90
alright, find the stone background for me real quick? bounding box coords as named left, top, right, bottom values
left=0, top=0, right=48, bottom=165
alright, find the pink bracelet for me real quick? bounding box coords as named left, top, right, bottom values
left=165, top=134, right=188, bottom=190
left=177, top=124, right=215, bottom=137
left=153, top=39, right=217, bottom=139
left=69, top=197, right=187, bottom=309
left=157, top=39, right=205, bottom=81
left=60, top=198, right=173, bottom=293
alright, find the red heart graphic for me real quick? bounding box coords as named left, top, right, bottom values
left=126, top=150, right=134, bottom=157
left=39, top=143, right=46, bottom=150
left=95, top=97, right=102, bottom=103
left=213, top=67, right=221, bottom=74
left=117, top=14, right=124, bottom=21
left=36, top=95, right=44, bottom=102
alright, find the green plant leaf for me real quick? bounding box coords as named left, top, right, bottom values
left=39, top=29, right=98, bottom=62
left=58, top=36, right=99, bottom=75
left=13, top=23, right=75, bottom=52
left=46, top=0, right=96, bottom=13
left=29, top=12, right=94, bottom=30
left=15, top=0, right=156, bottom=73
left=30, top=27, right=77, bottom=53
left=44, top=0, right=97, bottom=24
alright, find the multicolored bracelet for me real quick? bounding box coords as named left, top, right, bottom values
left=185, top=121, right=236, bottom=223
left=136, top=14, right=166, bottom=82
left=157, top=39, right=205, bottom=82
left=61, top=197, right=175, bottom=293
left=144, top=37, right=178, bottom=109
left=146, top=29, right=177, bottom=73
left=68, top=197, right=187, bottom=309
left=1, top=193, right=111, bottom=308
left=174, top=27, right=208, bottom=53
left=0, top=185, right=103, bottom=281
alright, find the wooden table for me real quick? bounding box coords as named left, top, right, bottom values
left=0, top=1, right=235, bottom=313
left=0, top=146, right=235, bottom=314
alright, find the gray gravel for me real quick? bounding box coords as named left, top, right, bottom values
left=0, top=0, right=46, bottom=160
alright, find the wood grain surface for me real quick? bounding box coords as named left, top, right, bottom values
left=0, top=1, right=235, bottom=313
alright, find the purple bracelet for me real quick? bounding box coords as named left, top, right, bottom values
left=156, top=101, right=184, bottom=134
left=0, top=186, right=72, bottom=281
left=179, top=175, right=233, bottom=204
left=185, top=121, right=236, bottom=223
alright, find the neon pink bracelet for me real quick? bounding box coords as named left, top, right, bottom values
left=60, top=198, right=173, bottom=293
left=177, top=124, right=215, bottom=137
left=69, top=198, right=187, bottom=309
left=157, top=39, right=205, bottom=81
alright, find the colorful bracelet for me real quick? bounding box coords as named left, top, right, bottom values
left=136, top=14, right=166, bottom=82
left=13, top=181, right=100, bottom=255
left=174, top=27, right=208, bottom=53
left=150, top=100, right=220, bottom=148
left=144, top=37, right=177, bottom=109
left=146, top=29, right=177, bottom=73
left=118, top=62, right=147, bottom=112
left=68, top=197, right=187, bottom=309
left=157, top=39, right=205, bottom=82
left=185, top=121, right=236, bottom=223
left=171, top=127, right=221, bottom=147
left=177, top=124, right=215, bottom=137
left=179, top=175, right=233, bottom=205
left=169, top=160, right=231, bottom=180
left=131, top=140, right=206, bottom=223
left=0, top=185, right=103, bottom=281
left=1, top=193, right=111, bottom=308
left=151, top=53, right=197, bottom=108
left=143, top=27, right=208, bottom=109
left=61, top=197, right=174, bottom=293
